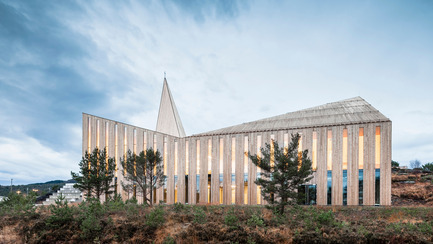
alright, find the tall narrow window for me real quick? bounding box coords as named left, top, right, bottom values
left=327, top=130, right=332, bottom=170
left=359, top=128, right=364, bottom=205
left=219, top=138, right=224, bottom=204
left=270, top=135, right=275, bottom=167
left=298, top=133, right=303, bottom=166
left=174, top=141, right=178, bottom=203
left=257, top=135, right=262, bottom=205
left=185, top=141, right=189, bottom=204
left=283, top=133, right=289, bottom=152
left=244, top=136, right=248, bottom=204
left=327, top=130, right=332, bottom=205
left=196, top=140, right=200, bottom=203
left=105, top=122, right=109, bottom=150
left=343, top=129, right=348, bottom=170
left=375, top=127, right=381, bottom=169
left=96, top=120, right=100, bottom=149
left=359, top=128, right=364, bottom=170
left=208, top=139, right=212, bottom=203
left=312, top=131, right=317, bottom=171
left=87, top=117, right=91, bottom=153
left=231, top=137, right=236, bottom=204
left=163, top=138, right=168, bottom=203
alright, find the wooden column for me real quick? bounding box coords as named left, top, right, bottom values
left=317, top=127, right=327, bottom=205
left=363, top=124, right=375, bottom=205
left=347, top=125, right=359, bottom=205
left=199, top=138, right=208, bottom=204
left=223, top=135, right=232, bottom=205
left=380, top=122, right=392, bottom=205
left=248, top=133, right=257, bottom=205
left=235, top=135, right=244, bottom=205
left=178, top=138, right=186, bottom=204
left=189, top=138, right=197, bottom=204
left=332, top=126, right=343, bottom=205
left=167, top=138, right=175, bottom=204
left=211, top=136, right=219, bottom=204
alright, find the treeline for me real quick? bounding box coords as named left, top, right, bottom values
left=0, top=180, right=74, bottom=197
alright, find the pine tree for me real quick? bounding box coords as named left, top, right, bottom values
left=121, top=148, right=165, bottom=206
left=71, top=148, right=116, bottom=200
left=249, top=133, right=313, bottom=215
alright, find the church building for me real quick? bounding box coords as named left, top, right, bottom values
left=82, top=78, right=392, bottom=206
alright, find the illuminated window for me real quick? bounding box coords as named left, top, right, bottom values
left=105, top=122, right=109, bottom=149
left=231, top=137, right=236, bottom=204
left=343, top=129, right=348, bottom=170
left=185, top=141, right=189, bottom=175
left=270, top=134, right=275, bottom=167
left=219, top=138, right=223, bottom=204
left=327, top=130, right=332, bottom=171
left=208, top=139, right=211, bottom=203
left=244, top=136, right=248, bottom=204
left=257, top=135, right=262, bottom=205
left=96, top=120, right=100, bottom=149
left=312, top=131, right=317, bottom=171
left=375, top=127, right=381, bottom=169
left=283, top=133, right=289, bottom=153
left=143, top=131, right=147, bottom=152
left=359, top=128, right=364, bottom=170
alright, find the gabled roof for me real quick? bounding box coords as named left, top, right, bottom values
left=193, top=97, right=390, bottom=136
left=156, top=78, right=186, bottom=137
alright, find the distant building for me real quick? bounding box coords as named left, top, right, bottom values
left=82, top=78, right=392, bottom=206
left=0, top=196, right=5, bottom=202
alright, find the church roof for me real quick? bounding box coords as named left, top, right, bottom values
left=156, top=78, right=186, bottom=137
left=193, top=97, right=390, bottom=136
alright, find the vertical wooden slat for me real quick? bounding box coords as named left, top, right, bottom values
left=82, top=115, right=88, bottom=155
left=90, top=117, right=97, bottom=151
left=211, top=136, right=219, bottom=204
left=317, top=127, right=327, bottom=205
left=167, top=137, right=175, bottom=204
left=199, top=138, right=208, bottom=203
left=381, top=122, right=392, bottom=205
left=235, top=134, right=244, bottom=205
left=117, top=125, right=125, bottom=200
left=332, top=126, right=343, bottom=205
left=178, top=138, right=186, bottom=204
left=189, top=138, right=197, bottom=204
left=156, top=133, right=164, bottom=203
left=347, top=125, right=359, bottom=205
left=363, top=124, right=375, bottom=205
left=248, top=133, right=257, bottom=205
left=223, top=135, right=232, bottom=205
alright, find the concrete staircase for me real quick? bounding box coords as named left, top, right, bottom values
left=43, top=183, right=82, bottom=205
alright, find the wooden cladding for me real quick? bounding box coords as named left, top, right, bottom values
left=83, top=113, right=392, bottom=206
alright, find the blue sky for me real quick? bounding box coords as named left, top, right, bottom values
left=0, top=0, right=432, bottom=185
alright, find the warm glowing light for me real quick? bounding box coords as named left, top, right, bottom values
left=343, top=129, right=348, bottom=170
left=283, top=133, right=289, bottom=153
left=270, top=134, right=275, bottom=167
left=375, top=126, right=381, bottom=169
left=312, top=131, right=317, bottom=171
left=327, top=130, right=332, bottom=171
left=359, top=128, right=364, bottom=170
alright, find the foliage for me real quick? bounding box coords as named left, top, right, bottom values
left=249, top=133, right=313, bottom=214
left=410, top=159, right=422, bottom=169
left=422, top=162, right=433, bottom=172
left=0, top=192, right=37, bottom=217
left=391, top=160, right=400, bottom=168
left=45, top=194, right=74, bottom=228
left=71, top=147, right=116, bottom=200
left=247, top=213, right=265, bottom=227
left=172, top=202, right=186, bottom=213
left=121, top=148, right=166, bottom=206
left=77, top=197, right=107, bottom=240
left=193, top=206, right=207, bottom=224
left=145, top=205, right=165, bottom=229
left=224, top=208, right=239, bottom=229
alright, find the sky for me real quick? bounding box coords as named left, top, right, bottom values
left=0, top=0, right=432, bottom=185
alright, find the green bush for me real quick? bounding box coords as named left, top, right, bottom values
left=193, top=206, right=207, bottom=224
left=0, top=192, right=37, bottom=218
left=247, top=213, right=264, bottom=227
left=224, top=208, right=239, bottom=229
left=45, top=195, right=74, bottom=228
left=172, top=202, right=185, bottom=213
left=77, top=198, right=106, bottom=240
left=146, top=206, right=165, bottom=229
left=316, top=210, right=335, bottom=226
left=104, top=194, right=125, bottom=212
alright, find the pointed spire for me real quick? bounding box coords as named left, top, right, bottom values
left=156, top=77, right=186, bottom=137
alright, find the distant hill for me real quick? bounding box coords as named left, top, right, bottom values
left=0, top=179, right=75, bottom=197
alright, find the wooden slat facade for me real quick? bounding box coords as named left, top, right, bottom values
left=82, top=112, right=392, bottom=206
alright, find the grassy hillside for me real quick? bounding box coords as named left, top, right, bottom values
left=0, top=180, right=74, bottom=197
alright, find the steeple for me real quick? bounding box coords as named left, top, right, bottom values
left=156, top=78, right=186, bottom=137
